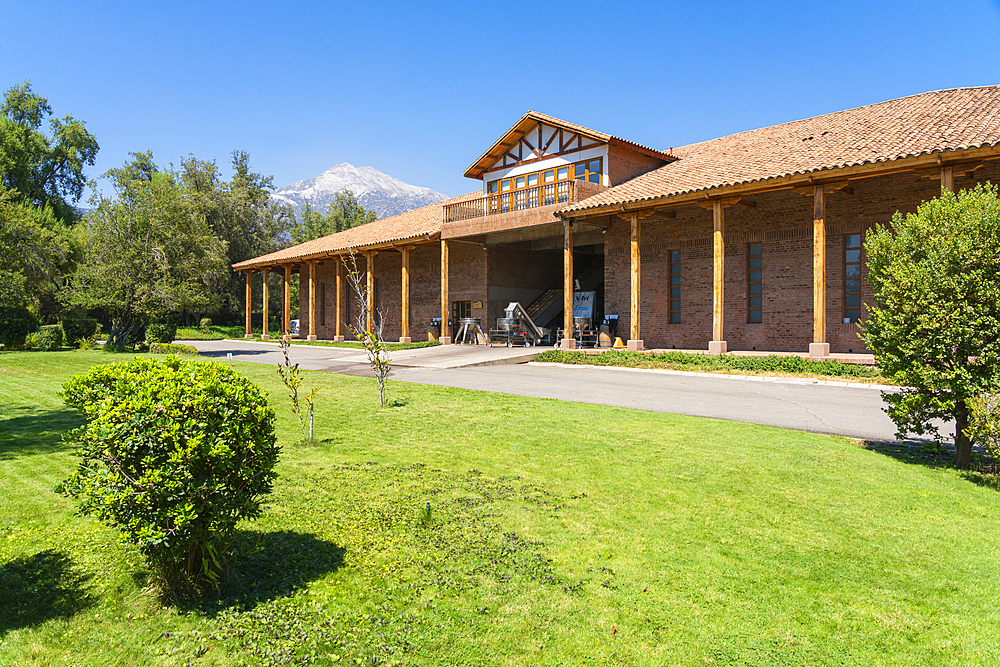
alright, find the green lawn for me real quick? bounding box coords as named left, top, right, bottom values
left=174, top=325, right=441, bottom=351
left=1, top=350, right=999, bottom=666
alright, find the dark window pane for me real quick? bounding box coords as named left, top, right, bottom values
left=671, top=250, right=681, bottom=263
left=671, top=287, right=681, bottom=299
left=749, top=256, right=762, bottom=270
left=846, top=279, right=861, bottom=293
left=847, top=234, right=861, bottom=248
left=846, top=264, right=861, bottom=278
left=749, top=283, right=761, bottom=296
left=589, top=160, right=600, bottom=172
left=749, top=270, right=761, bottom=283
left=589, top=173, right=600, bottom=183
left=846, top=293, right=861, bottom=308
left=576, top=163, right=587, bottom=177
left=750, top=243, right=762, bottom=255
left=749, top=310, right=762, bottom=323
left=846, top=248, right=861, bottom=264
left=670, top=312, right=681, bottom=324
left=846, top=308, right=860, bottom=322
left=671, top=275, right=681, bottom=286
left=749, top=296, right=762, bottom=309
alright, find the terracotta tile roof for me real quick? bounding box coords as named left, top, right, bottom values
left=233, top=191, right=481, bottom=269
left=464, top=110, right=671, bottom=179
left=562, top=86, right=1000, bottom=215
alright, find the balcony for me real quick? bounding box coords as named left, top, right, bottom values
left=441, top=179, right=607, bottom=239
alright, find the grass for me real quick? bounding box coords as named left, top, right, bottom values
left=175, top=326, right=441, bottom=351
left=2, top=350, right=1000, bottom=665
left=535, top=349, right=890, bottom=383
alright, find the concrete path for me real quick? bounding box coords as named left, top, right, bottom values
left=187, top=339, right=946, bottom=443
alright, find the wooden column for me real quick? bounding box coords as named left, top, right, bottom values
left=307, top=260, right=317, bottom=340
left=440, top=239, right=451, bottom=344
left=562, top=219, right=576, bottom=349
left=629, top=213, right=643, bottom=350
left=282, top=265, right=292, bottom=338
left=365, top=252, right=375, bottom=333
left=400, top=246, right=411, bottom=343
left=810, top=187, right=830, bottom=358
left=244, top=271, right=253, bottom=338
left=261, top=269, right=270, bottom=340
left=941, top=166, right=955, bottom=193
left=709, top=202, right=726, bottom=355
left=334, top=257, right=345, bottom=341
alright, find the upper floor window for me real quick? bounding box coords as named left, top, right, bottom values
left=487, top=157, right=602, bottom=194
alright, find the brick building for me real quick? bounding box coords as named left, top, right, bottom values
left=234, top=86, right=1000, bottom=355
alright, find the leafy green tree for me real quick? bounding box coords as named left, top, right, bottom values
left=0, top=82, right=98, bottom=222
left=63, top=152, right=226, bottom=347
left=863, top=184, right=1000, bottom=468
left=58, top=356, right=279, bottom=595
left=0, top=185, right=69, bottom=307
left=180, top=151, right=293, bottom=321
left=290, top=190, right=377, bottom=244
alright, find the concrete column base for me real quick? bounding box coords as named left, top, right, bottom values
left=560, top=337, right=577, bottom=349
left=244, top=333, right=254, bottom=339
left=809, top=342, right=831, bottom=358
left=627, top=339, right=644, bottom=351
left=399, top=336, right=411, bottom=343
left=439, top=336, right=453, bottom=345
left=333, top=335, right=345, bottom=342
left=261, top=334, right=271, bottom=341
left=307, top=335, right=317, bottom=341
left=708, top=340, right=727, bottom=355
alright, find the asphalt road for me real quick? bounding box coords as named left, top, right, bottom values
left=190, top=339, right=945, bottom=443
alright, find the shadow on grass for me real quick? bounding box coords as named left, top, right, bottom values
left=0, top=406, right=84, bottom=460
left=188, top=530, right=345, bottom=614
left=860, top=438, right=1000, bottom=491
left=0, top=550, right=96, bottom=635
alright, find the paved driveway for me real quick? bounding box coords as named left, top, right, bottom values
left=189, top=339, right=945, bottom=443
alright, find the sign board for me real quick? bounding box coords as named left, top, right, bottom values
left=572, top=291, right=596, bottom=319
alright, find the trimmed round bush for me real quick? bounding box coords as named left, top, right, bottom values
left=0, top=306, right=37, bottom=350
left=58, top=357, right=279, bottom=593
left=199, top=317, right=213, bottom=330
left=36, top=324, right=64, bottom=351
left=146, top=322, right=177, bottom=344
left=62, top=317, right=99, bottom=347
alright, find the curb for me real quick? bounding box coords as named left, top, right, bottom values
left=526, top=361, right=898, bottom=391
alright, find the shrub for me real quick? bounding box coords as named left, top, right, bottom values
left=23, top=331, right=39, bottom=349
left=0, top=306, right=37, bottom=350
left=57, top=357, right=279, bottom=594
left=62, top=317, right=100, bottom=347
left=36, top=324, right=64, bottom=351
left=199, top=317, right=212, bottom=330
left=149, top=342, right=199, bottom=356
left=146, top=322, right=177, bottom=344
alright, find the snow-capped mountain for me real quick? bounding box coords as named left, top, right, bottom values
left=270, top=163, right=448, bottom=219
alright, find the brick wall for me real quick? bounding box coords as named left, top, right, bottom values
left=607, top=145, right=667, bottom=186
left=604, top=160, right=1000, bottom=352
left=486, top=245, right=562, bottom=330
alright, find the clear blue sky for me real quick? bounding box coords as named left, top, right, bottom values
left=3, top=0, right=1000, bottom=201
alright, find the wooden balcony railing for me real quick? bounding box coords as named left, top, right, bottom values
left=443, top=179, right=607, bottom=224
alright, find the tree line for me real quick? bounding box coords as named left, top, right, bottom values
left=0, top=82, right=377, bottom=345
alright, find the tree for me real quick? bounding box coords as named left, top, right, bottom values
left=289, top=190, right=377, bottom=244
left=58, top=356, right=279, bottom=595
left=862, top=184, right=1000, bottom=468
left=0, top=82, right=99, bottom=223
left=343, top=250, right=390, bottom=407
left=0, top=185, right=69, bottom=307
left=180, top=151, right=293, bottom=322
left=63, top=152, right=226, bottom=347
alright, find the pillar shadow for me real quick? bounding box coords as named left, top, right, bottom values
left=0, top=550, right=96, bottom=635
left=0, top=406, right=84, bottom=460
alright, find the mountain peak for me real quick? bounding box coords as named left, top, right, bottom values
left=272, top=164, right=447, bottom=219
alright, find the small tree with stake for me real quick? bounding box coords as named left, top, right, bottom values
left=275, top=336, right=319, bottom=441
left=863, top=183, right=1000, bottom=468
left=342, top=249, right=390, bottom=407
